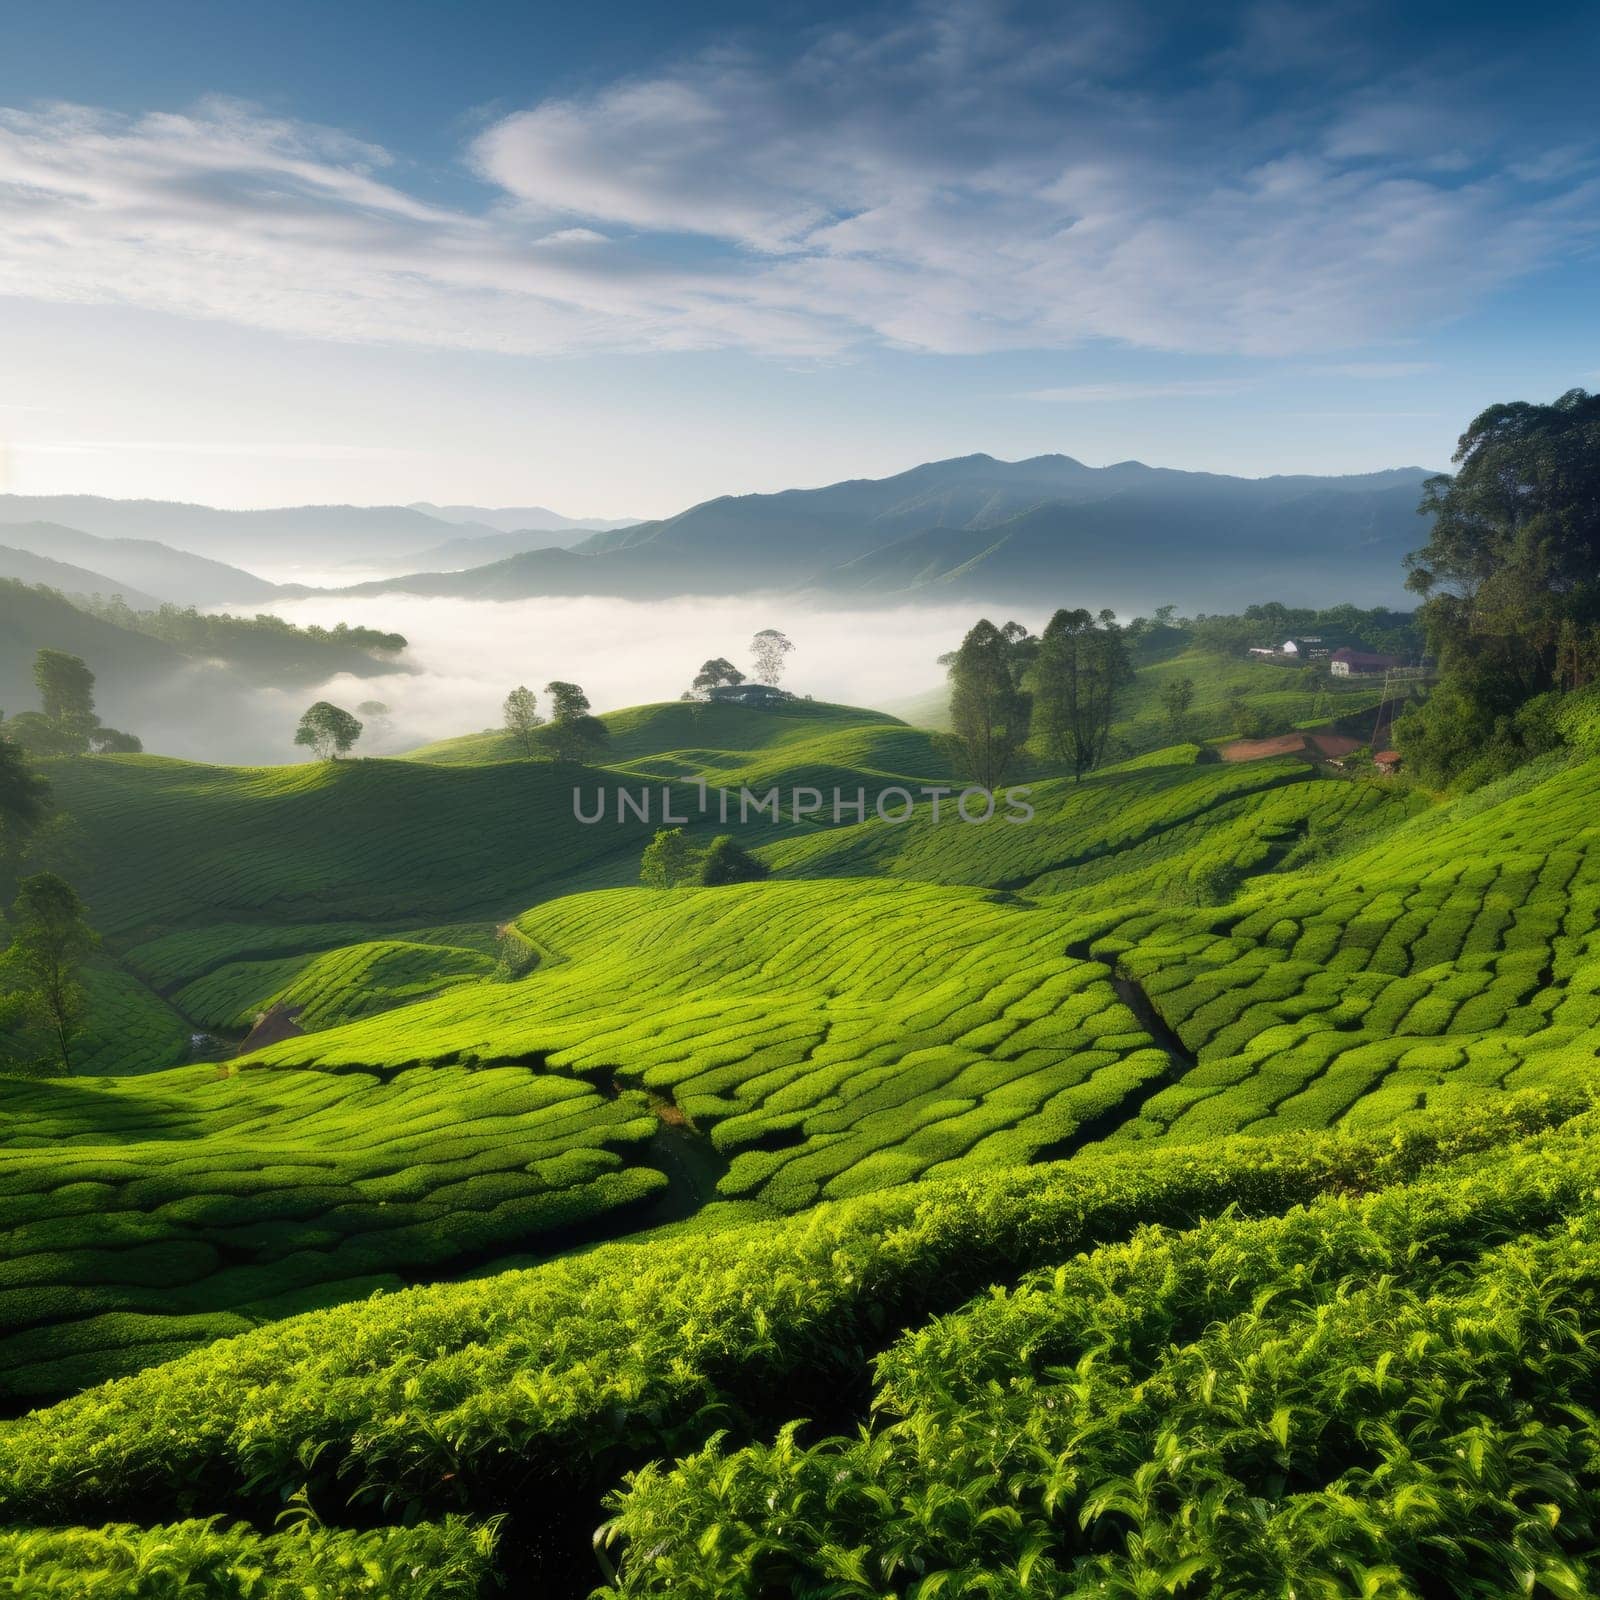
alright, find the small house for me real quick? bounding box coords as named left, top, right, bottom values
left=708, top=683, right=794, bottom=707
left=1374, top=750, right=1402, bottom=775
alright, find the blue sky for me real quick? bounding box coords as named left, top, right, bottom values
left=0, top=0, right=1596, bottom=514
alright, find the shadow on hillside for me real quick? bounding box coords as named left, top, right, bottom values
left=0, top=1073, right=217, bottom=1145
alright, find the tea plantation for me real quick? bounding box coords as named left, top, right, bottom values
left=6, top=694, right=1600, bottom=1594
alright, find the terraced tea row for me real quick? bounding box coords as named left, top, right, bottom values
left=1068, top=752, right=1600, bottom=1143
left=0, top=1092, right=1580, bottom=1593
left=248, top=879, right=1173, bottom=1211
left=762, top=754, right=1419, bottom=900
left=174, top=937, right=497, bottom=1031
left=601, top=1106, right=1600, bottom=1599
left=0, top=1063, right=659, bottom=1400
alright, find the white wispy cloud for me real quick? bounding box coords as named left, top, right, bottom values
left=0, top=1, right=1592, bottom=361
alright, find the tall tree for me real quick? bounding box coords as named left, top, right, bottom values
left=0, top=743, right=51, bottom=901
left=544, top=681, right=592, bottom=721
left=3, top=872, right=98, bottom=1074
left=31, top=650, right=96, bottom=753
left=32, top=650, right=95, bottom=726
left=1160, top=675, right=1195, bottom=736
left=692, top=658, right=745, bottom=697
left=640, top=827, right=692, bottom=888
left=294, top=701, right=363, bottom=760
left=948, top=619, right=1031, bottom=790
left=0, top=743, right=49, bottom=840
left=540, top=682, right=608, bottom=761
left=502, top=686, right=544, bottom=757
left=1406, top=389, right=1600, bottom=693
left=1031, top=608, right=1133, bottom=780
left=749, top=629, right=794, bottom=686
left=1399, top=388, right=1600, bottom=784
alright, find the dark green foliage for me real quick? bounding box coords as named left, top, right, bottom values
left=31, top=649, right=94, bottom=729
left=292, top=700, right=362, bottom=760
left=698, top=834, right=768, bottom=886
left=78, top=598, right=407, bottom=681
left=692, top=657, right=745, bottom=694
left=0, top=740, right=50, bottom=869
left=2, top=873, right=98, bottom=1075
left=948, top=618, right=1031, bottom=789
left=1159, top=673, right=1194, bottom=733
left=1401, top=388, right=1600, bottom=785
left=538, top=680, right=609, bottom=759
left=640, top=826, right=693, bottom=888
left=1032, top=607, right=1133, bottom=780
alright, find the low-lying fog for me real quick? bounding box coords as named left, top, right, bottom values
left=157, top=594, right=1046, bottom=765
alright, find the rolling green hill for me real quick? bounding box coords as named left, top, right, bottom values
left=6, top=681, right=1600, bottom=1595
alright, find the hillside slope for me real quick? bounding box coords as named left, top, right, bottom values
left=0, top=521, right=277, bottom=606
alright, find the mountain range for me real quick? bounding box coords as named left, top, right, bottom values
left=3, top=455, right=1442, bottom=613
left=406, top=502, right=639, bottom=534
left=0, top=522, right=277, bottom=608
left=335, top=454, right=1440, bottom=610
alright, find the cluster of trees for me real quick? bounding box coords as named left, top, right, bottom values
left=501, top=681, right=609, bottom=762
left=2, top=650, right=142, bottom=757
left=947, top=610, right=1133, bottom=788
left=0, top=743, right=96, bottom=1075
left=81, top=597, right=407, bottom=665
left=686, top=629, right=795, bottom=698
left=1395, top=389, right=1600, bottom=788
left=640, top=828, right=769, bottom=888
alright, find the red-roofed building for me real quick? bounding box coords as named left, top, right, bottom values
left=1330, top=648, right=1405, bottom=677
left=1374, top=750, right=1402, bottom=774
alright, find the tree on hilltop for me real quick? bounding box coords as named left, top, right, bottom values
left=948, top=619, right=1031, bottom=790
left=640, top=827, right=693, bottom=888
left=502, top=686, right=544, bottom=757
left=749, top=629, right=794, bottom=686
left=294, top=701, right=363, bottom=760
left=539, top=681, right=608, bottom=761
left=1031, top=608, right=1133, bottom=781
left=692, top=658, right=744, bottom=698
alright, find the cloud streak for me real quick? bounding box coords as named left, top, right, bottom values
left=0, top=2, right=1594, bottom=361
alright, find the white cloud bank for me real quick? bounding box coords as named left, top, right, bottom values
left=256, top=592, right=1008, bottom=760
left=0, top=0, right=1594, bottom=361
